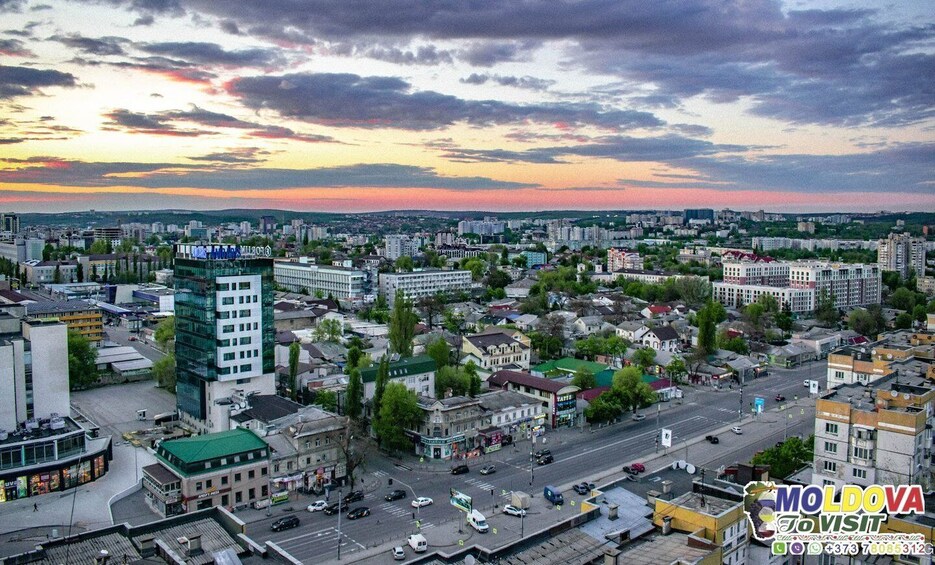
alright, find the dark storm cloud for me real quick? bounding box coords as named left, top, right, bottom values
left=226, top=72, right=662, bottom=131
left=187, top=147, right=271, bottom=164
left=49, top=33, right=128, bottom=56
left=71, top=55, right=216, bottom=84
left=102, top=108, right=205, bottom=136
left=0, top=158, right=537, bottom=190
left=136, top=41, right=284, bottom=68
left=219, top=19, right=241, bottom=35
left=0, top=65, right=78, bottom=98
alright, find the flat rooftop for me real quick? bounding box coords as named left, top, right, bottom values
left=1, top=415, right=83, bottom=447
left=666, top=490, right=739, bottom=517
left=614, top=530, right=715, bottom=564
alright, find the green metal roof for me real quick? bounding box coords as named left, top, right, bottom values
left=158, top=428, right=268, bottom=467
left=359, top=355, right=437, bottom=383
left=533, top=357, right=610, bottom=376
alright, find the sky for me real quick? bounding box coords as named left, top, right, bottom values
left=0, top=0, right=933, bottom=214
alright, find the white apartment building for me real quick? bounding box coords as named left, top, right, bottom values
left=606, top=248, right=642, bottom=272
left=273, top=260, right=364, bottom=299
left=878, top=232, right=925, bottom=279
left=721, top=259, right=789, bottom=286
left=789, top=262, right=881, bottom=310
left=812, top=373, right=934, bottom=492
left=711, top=282, right=815, bottom=313
left=0, top=315, right=70, bottom=430
left=384, top=234, right=423, bottom=260
left=379, top=269, right=472, bottom=305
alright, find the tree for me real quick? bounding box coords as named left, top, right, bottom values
left=912, top=304, right=927, bottom=322
left=418, top=293, right=446, bottom=329
left=289, top=341, right=301, bottom=401
left=572, top=367, right=596, bottom=390
left=372, top=356, right=390, bottom=420
left=314, top=318, right=343, bottom=342
left=815, top=289, right=839, bottom=326
left=584, top=392, right=623, bottom=424
left=154, top=316, right=175, bottom=349
left=345, top=368, right=363, bottom=421
left=487, top=269, right=512, bottom=290
left=849, top=308, right=881, bottom=337
left=394, top=256, right=414, bottom=272
left=610, top=366, right=656, bottom=414
left=750, top=435, right=814, bottom=479
left=742, top=303, right=768, bottom=340
left=152, top=354, right=176, bottom=391
left=67, top=330, right=98, bottom=390
left=894, top=312, right=914, bottom=329
left=775, top=307, right=793, bottom=334
left=511, top=255, right=527, bottom=268
left=373, top=383, right=422, bottom=453
left=435, top=365, right=470, bottom=397
left=633, top=347, right=657, bottom=372
left=76, top=262, right=84, bottom=283
left=462, top=257, right=486, bottom=281
left=536, top=314, right=565, bottom=359
left=674, top=276, right=711, bottom=308
left=696, top=301, right=720, bottom=355
left=665, top=357, right=687, bottom=385
left=388, top=291, right=418, bottom=357
left=312, top=390, right=338, bottom=412
left=756, top=293, right=779, bottom=313
left=52, top=264, right=62, bottom=284
left=426, top=337, right=451, bottom=370
left=337, top=426, right=367, bottom=490
left=890, top=287, right=916, bottom=311
left=345, top=345, right=362, bottom=374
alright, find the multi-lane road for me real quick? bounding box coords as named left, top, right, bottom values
left=255, top=361, right=827, bottom=563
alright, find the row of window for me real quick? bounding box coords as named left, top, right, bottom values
left=194, top=466, right=266, bottom=491
left=217, top=282, right=252, bottom=291
left=218, top=363, right=254, bottom=376
left=222, top=322, right=259, bottom=333
left=216, top=309, right=254, bottom=319
left=220, top=295, right=258, bottom=305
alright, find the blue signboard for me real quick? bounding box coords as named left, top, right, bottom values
left=754, top=397, right=765, bottom=414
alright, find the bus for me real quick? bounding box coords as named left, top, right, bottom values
left=153, top=411, right=179, bottom=427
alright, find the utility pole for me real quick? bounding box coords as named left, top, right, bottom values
left=655, top=404, right=661, bottom=453
left=739, top=385, right=744, bottom=423
left=337, top=488, right=343, bottom=560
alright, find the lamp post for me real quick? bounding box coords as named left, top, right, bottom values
left=266, top=471, right=272, bottom=517
left=337, top=488, right=343, bottom=560
left=738, top=385, right=744, bottom=423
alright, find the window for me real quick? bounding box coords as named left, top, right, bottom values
left=239, top=282, right=251, bottom=290
left=196, top=481, right=203, bottom=491
left=261, top=467, right=267, bottom=476
left=240, top=364, right=251, bottom=372
left=221, top=297, right=234, bottom=305
left=248, top=488, right=255, bottom=499
left=235, top=491, right=242, bottom=503
left=223, top=352, right=235, bottom=361
left=315, top=438, right=321, bottom=447
left=239, top=336, right=252, bottom=345
left=217, top=311, right=230, bottom=319
left=248, top=470, right=255, bottom=479
left=853, top=468, right=867, bottom=479
left=852, top=447, right=873, bottom=460
left=824, top=441, right=837, bottom=454
left=223, top=325, right=234, bottom=333
left=834, top=370, right=844, bottom=380
left=823, top=460, right=837, bottom=473
left=221, top=476, right=228, bottom=485
left=206, top=479, right=213, bottom=489
left=239, top=309, right=251, bottom=317
left=234, top=473, right=241, bottom=482
left=825, top=423, right=839, bottom=435
left=217, top=283, right=229, bottom=291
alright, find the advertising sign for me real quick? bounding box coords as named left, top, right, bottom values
left=450, top=488, right=472, bottom=513
left=809, top=380, right=819, bottom=395
left=754, top=397, right=765, bottom=414
left=661, top=428, right=672, bottom=448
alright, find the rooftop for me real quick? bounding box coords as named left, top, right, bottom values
left=663, top=490, right=740, bottom=518
left=157, top=428, right=267, bottom=466
left=613, top=530, right=715, bottom=564
left=359, top=354, right=437, bottom=383
left=489, top=370, right=579, bottom=394
left=465, top=332, right=529, bottom=350
left=233, top=395, right=304, bottom=424
left=0, top=415, right=83, bottom=448
left=26, top=299, right=100, bottom=315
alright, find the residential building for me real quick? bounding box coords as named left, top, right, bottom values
left=712, top=282, right=816, bottom=313
left=173, top=244, right=276, bottom=434
left=142, top=428, right=270, bottom=516
left=721, top=258, right=787, bottom=286
left=25, top=299, right=104, bottom=343
left=259, top=215, right=276, bottom=234
left=592, top=268, right=683, bottom=286
left=878, top=232, right=926, bottom=279
left=457, top=218, right=505, bottom=236
left=607, top=248, right=642, bottom=272
left=788, top=262, right=881, bottom=309
left=475, top=390, right=544, bottom=433
left=488, top=370, right=580, bottom=429
left=462, top=331, right=530, bottom=373
left=384, top=234, right=417, bottom=260
left=22, top=260, right=78, bottom=285
left=273, top=259, right=365, bottom=300
left=411, top=395, right=486, bottom=460
left=504, top=277, right=536, bottom=299
left=521, top=250, right=547, bottom=268
left=826, top=344, right=896, bottom=389
left=683, top=208, right=715, bottom=224
left=92, top=226, right=121, bottom=243
left=379, top=269, right=472, bottom=306
left=919, top=276, right=935, bottom=297
left=0, top=315, right=112, bottom=503
left=812, top=371, right=934, bottom=491
left=652, top=489, right=748, bottom=565
left=359, top=354, right=435, bottom=410
left=641, top=325, right=681, bottom=352
left=0, top=212, right=20, bottom=234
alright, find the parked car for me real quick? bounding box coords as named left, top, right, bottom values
left=503, top=505, right=526, bottom=517
left=385, top=489, right=407, bottom=502
left=803, top=380, right=810, bottom=387
left=533, top=449, right=551, bottom=459
left=411, top=497, right=434, bottom=508
left=307, top=500, right=328, bottom=512
left=731, top=426, right=743, bottom=434
left=705, top=435, right=720, bottom=444
left=392, top=546, right=406, bottom=560
left=573, top=482, right=595, bottom=495
left=451, top=464, right=469, bottom=475
left=501, top=434, right=513, bottom=446
left=346, top=507, right=371, bottom=520
left=479, top=464, right=496, bottom=475
left=775, top=394, right=786, bottom=401
left=537, top=454, right=554, bottom=465
left=623, top=462, right=646, bottom=475
left=271, top=515, right=300, bottom=532
left=343, top=490, right=364, bottom=504
left=632, top=413, right=646, bottom=421
left=323, top=501, right=348, bottom=515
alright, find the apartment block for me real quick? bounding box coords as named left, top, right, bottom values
left=812, top=372, right=934, bottom=491
left=711, top=283, right=815, bottom=313
left=789, top=262, right=881, bottom=309
left=721, top=258, right=788, bottom=286
left=273, top=259, right=364, bottom=299
left=379, top=269, right=472, bottom=305
left=606, top=248, right=642, bottom=272
left=878, top=232, right=925, bottom=279
left=25, top=299, right=104, bottom=343
left=358, top=355, right=436, bottom=406
left=652, top=490, right=748, bottom=565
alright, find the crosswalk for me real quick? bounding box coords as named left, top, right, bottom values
left=378, top=501, right=410, bottom=518
left=465, top=477, right=513, bottom=501
left=372, top=470, right=388, bottom=478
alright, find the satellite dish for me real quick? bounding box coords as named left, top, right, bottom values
left=671, top=461, right=679, bottom=470
left=904, top=393, right=911, bottom=400
left=677, top=460, right=687, bottom=470
left=686, top=464, right=696, bottom=475
left=891, top=391, right=899, bottom=398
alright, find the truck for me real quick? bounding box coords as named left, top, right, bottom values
left=467, top=509, right=489, bottom=533
left=543, top=485, right=564, bottom=506
left=511, top=491, right=531, bottom=510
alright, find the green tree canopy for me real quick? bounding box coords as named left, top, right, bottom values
left=312, top=389, right=338, bottom=412
left=633, top=347, right=657, bottom=371
left=750, top=435, right=814, bottom=479
left=314, top=318, right=343, bottom=342
left=395, top=256, right=414, bottom=272
left=487, top=269, right=512, bottom=290
left=815, top=289, right=839, bottom=326
left=890, top=287, right=917, bottom=311
left=289, top=341, right=301, bottom=401
left=345, top=368, right=363, bottom=421
left=152, top=354, right=176, bottom=392
left=373, top=382, right=422, bottom=453
left=373, top=355, right=390, bottom=419
left=426, top=337, right=451, bottom=370
left=894, top=312, right=913, bottom=329
left=154, top=316, right=175, bottom=349
left=665, top=357, right=687, bottom=385
left=584, top=392, right=622, bottom=424
left=610, top=366, right=656, bottom=414
left=462, top=257, right=486, bottom=281
left=572, top=367, right=597, bottom=391
left=67, top=330, right=98, bottom=389
left=388, top=291, right=418, bottom=357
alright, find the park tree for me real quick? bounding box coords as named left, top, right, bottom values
left=665, top=357, right=687, bottom=385
left=373, top=383, right=422, bottom=453
left=584, top=392, right=623, bottom=423
left=674, top=276, right=711, bottom=308
left=289, top=341, right=301, bottom=401
left=611, top=366, right=656, bottom=414
left=67, top=330, right=98, bottom=390
left=152, top=354, right=176, bottom=391
left=388, top=291, right=418, bottom=357
left=572, top=367, right=596, bottom=390
left=314, top=318, right=343, bottom=342
left=696, top=301, right=720, bottom=355
left=633, top=347, right=657, bottom=372
left=373, top=355, right=390, bottom=419
left=345, top=368, right=363, bottom=421
left=426, top=337, right=451, bottom=370
left=312, top=390, right=338, bottom=412
left=154, top=316, right=175, bottom=349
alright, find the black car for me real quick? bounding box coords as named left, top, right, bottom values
left=573, top=482, right=595, bottom=495
left=271, top=515, right=300, bottom=532
left=537, top=454, right=554, bottom=465
left=705, top=435, right=720, bottom=444
left=451, top=464, right=469, bottom=475
left=502, top=434, right=513, bottom=446
left=533, top=449, right=551, bottom=459
left=385, top=489, right=407, bottom=502
left=323, top=501, right=348, bottom=515
left=343, top=490, right=364, bottom=504
left=346, top=507, right=371, bottom=520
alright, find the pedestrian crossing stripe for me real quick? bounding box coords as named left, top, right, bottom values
left=373, top=470, right=388, bottom=477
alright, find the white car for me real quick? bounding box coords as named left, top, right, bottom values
left=731, top=426, right=743, bottom=434
left=411, top=496, right=434, bottom=508
left=632, top=413, right=646, bottom=421
left=307, top=500, right=327, bottom=512
left=392, top=546, right=405, bottom=560
left=503, top=505, right=526, bottom=517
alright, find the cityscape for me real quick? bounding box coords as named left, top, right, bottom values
left=1, top=1, right=935, bottom=564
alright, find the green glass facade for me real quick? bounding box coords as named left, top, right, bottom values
left=174, top=256, right=275, bottom=421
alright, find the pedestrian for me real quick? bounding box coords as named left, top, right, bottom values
left=33, top=503, right=38, bottom=512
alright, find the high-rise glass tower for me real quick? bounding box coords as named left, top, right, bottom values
left=173, top=244, right=276, bottom=433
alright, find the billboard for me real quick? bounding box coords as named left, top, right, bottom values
left=661, top=428, right=672, bottom=448
left=809, top=380, right=819, bottom=395
left=450, top=488, right=472, bottom=513
left=754, top=397, right=765, bottom=413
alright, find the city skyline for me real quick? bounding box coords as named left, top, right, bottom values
left=1, top=0, right=933, bottom=213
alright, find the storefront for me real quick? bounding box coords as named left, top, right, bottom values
left=0, top=448, right=110, bottom=503
left=554, top=394, right=577, bottom=428
left=477, top=427, right=503, bottom=453
left=417, top=434, right=466, bottom=460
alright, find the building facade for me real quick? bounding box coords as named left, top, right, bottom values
left=878, top=232, right=926, bottom=279
left=359, top=355, right=436, bottom=410
left=462, top=332, right=530, bottom=372
left=606, top=248, right=642, bottom=272
left=487, top=370, right=580, bottom=429
left=379, top=269, right=472, bottom=306
left=25, top=300, right=104, bottom=343
left=273, top=260, right=365, bottom=299
left=411, top=396, right=486, bottom=460
left=174, top=244, right=276, bottom=434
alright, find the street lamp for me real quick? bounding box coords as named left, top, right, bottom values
left=336, top=488, right=343, bottom=560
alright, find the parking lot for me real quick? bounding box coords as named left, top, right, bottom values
left=71, top=380, right=176, bottom=436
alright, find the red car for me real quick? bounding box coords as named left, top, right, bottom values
left=631, top=463, right=645, bottom=473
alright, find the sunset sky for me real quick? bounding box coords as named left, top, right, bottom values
left=0, top=0, right=932, bottom=213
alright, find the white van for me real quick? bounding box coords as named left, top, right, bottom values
left=407, top=533, right=427, bottom=553
left=467, top=509, right=489, bottom=533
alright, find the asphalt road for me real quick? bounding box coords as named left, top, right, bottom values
left=258, top=361, right=829, bottom=563
left=103, top=324, right=168, bottom=362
